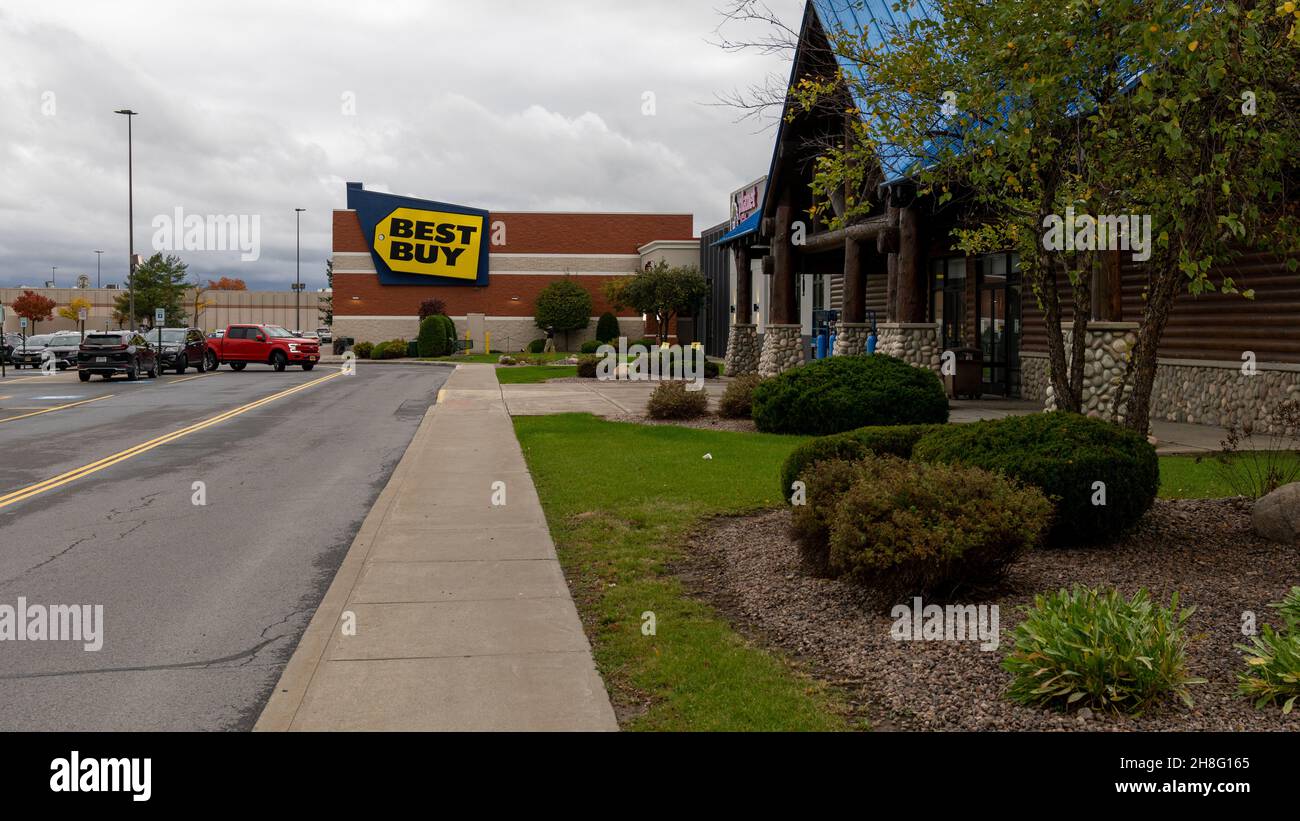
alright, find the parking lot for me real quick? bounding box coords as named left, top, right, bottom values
left=0, top=361, right=451, bottom=730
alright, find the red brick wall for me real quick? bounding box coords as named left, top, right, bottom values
left=333, top=210, right=692, bottom=255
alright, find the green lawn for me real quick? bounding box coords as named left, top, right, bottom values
left=495, top=366, right=578, bottom=384
left=1159, top=452, right=1300, bottom=499
left=422, top=352, right=572, bottom=364
left=514, top=414, right=854, bottom=731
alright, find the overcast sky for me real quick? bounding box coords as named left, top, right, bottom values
left=0, top=0, right=803, bottom=293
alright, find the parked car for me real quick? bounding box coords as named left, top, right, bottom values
left=77, top=331, right=159, bottom=381
left=316, top=326, right=333, bottom=343
left=11, top=334, right=52, bottom=369
left=1, top=332, right=23, bottom=365
left=208, top=329, right=225, bottom=339
left=205, top=324, right=320, bottom=372
left=154, top=327, right=208, bottom=374
left=43, top=331, right=87, bottom=370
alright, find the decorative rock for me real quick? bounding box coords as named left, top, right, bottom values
left=758, top=325, right=804, bottom=377
left=1252, top=483, right=1300, bottom=543
left=724, top=323, right=760, bottom=376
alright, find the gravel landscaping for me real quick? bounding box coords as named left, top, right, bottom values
left=683, top=498, right=1299, bottom=731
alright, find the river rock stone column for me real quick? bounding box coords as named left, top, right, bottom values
left=875, top=322, right=942, bottom=371
left=724, top=323, right=760, bottom=376
left=758, top=324, right=804, bottom=376
left=832, top=322, right=872, bottom=357
left=1043, top=322, right=1138, bottom=422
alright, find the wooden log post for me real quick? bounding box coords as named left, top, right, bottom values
left=897, top=205, right=923, bottom=323
left=733, top=245, right=752, bottom=324
left=843, top=238, right=864, bottom=324
left=771, top=201, right=796, bottom=325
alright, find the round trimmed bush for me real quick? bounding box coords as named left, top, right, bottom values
left=527, top=338, right=547, bottom=354
left=647, top=381, right=709, bottom=419
left=352, top=341, right=373, bottom=359
left=790, top=458, right=867, bottom=575
left=826, top=456, right=1052, bottom=598
left=435, top=315, right=458, bottom=353
left=369, top=342, right=388, bottom=360
left=596, top=312, right=621, bottom=343
left=779, top=423, right=944, bottom=498
left=752, top=355, right=948, bottom=436
left=576, top=355, right=599, bottom=379
left=719, top=374, right=763, bottom=419
left=580, top=339, right=602, bottom=354
left=911, top=412, right=1158, bottom=546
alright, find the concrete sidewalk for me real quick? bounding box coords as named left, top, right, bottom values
left=256, top=363, right=616, bottom=731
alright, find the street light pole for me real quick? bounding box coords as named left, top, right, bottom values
left=50, top=265, right=58, bottom=287
left=295, top=207, right=306, bottom=334
left=115, top=109, right=138, bottom=328
left=94, top=250, right=104, bottom=288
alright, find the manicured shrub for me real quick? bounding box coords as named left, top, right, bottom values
left=1236, top=587, right=1300, bottom=713
left=827, top=456, right=1051, bottom=598
left=580, top=339, right=602, bottom=354
left=527, top=338, right=547, bottom=354
left=533, top=279, right=592, bottom=347
left=435, top=314, right=459, bottom=353
left=628, top=337, right=659, bottom=350
left=779, top=424, right=943, bottom=499
left=596, top=312, right=621, bottom=343
left=704, top=360, right=720, bottom=379
left=1004, top=586, right=1204, bottom=714
left=719, top=374, right=763, bottom=419
left=417, top=323, right=440, bottom=356
left=375, top=338, right=407, bottom=360
left=647, top=381, right=709, bottom=419
left=912, top=412, right=1158, bottom=546
left=790, top=458, right=867, bottom=575
left=352, top=341, right=373, bottom=359
left=576, top=355, right=599, bottom=379
left=369, top=342, right=387, bottom=360
left=752, top=355, right=949, bottom=436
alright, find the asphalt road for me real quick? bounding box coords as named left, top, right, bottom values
left=0, top=361, right=451, bottom=730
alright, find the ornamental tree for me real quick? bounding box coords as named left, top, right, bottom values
left=12, top=290, right=55, bottom=333
left=534, top=277, right=593, bottom=351
left=610, top=261, right=708, bottom=344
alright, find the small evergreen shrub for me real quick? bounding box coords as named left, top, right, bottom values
left=1004, top=586, right=1204, bottom=713
left=596, top=312, right=621, bottom=343
left=790, top=458, right=867, bottom=575
left=912, top=412, right=1158, bottom=545
left=369, top=342, right=387, bottom=360
left=719, top=374, right=763, bottom=419
left=752, top=355, right=949, bottom=436
left=826, top=457, right=1051, bottom=598
left=375, top=338, right=407, bottom=360
left=580, top=339, right=602, bottom=354
left=527, top=338, right=547, bottom=354
left=577, top=355, right=599, bottom=379
left=647, top=381, right=709, bottom=419
left=352, top=341, right=373, bottom=359
left=779, top=424, right=943, bottom=499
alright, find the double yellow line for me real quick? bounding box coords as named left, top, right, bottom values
left=0, top=371, right=342, bottom=511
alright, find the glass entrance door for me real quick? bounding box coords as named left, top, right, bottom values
left=976, top=253, right=1021, bottom=396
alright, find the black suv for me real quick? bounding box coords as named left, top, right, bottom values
left=77, top=331, right=159, bottom=381
left=154, top=327, right=208, bottom=374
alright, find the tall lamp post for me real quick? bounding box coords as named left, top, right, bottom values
left=295, top=207, right=306, bottom=333
left=50, top=265, right=58, bottom=288
left=94, top=250, right=104, bottom=288
left=114, top=109, right=138, bottom=328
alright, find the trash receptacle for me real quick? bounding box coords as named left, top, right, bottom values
left=946, top=347, right=983, bottom=399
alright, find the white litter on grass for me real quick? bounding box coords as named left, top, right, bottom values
left=703, top=453, right=712, bottom=460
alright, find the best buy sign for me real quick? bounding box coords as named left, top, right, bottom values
left=349, top=185, right=490, bottom=287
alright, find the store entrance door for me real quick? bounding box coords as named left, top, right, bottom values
left=976, top=253, right=1022, bottom=397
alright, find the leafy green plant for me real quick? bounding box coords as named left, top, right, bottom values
left=1003, top=586, right=1204, bottom=714
left=1198, top=401, right=1300, bottom=499
left=827, top=456, right=1050, bottom=598
left=527, top=338, right=547, bottom=354
left=913, top=412, right=1157, bottom=546
left=719, top=374, right=764, bottom=419
left=752, top=355, right=949, bottom=436
left=647, top=381, right=709, bottom=420
left=576, top=355, right=599, bottom=379
left=534, top=278, right=593, bottom=350
left=352, top=341, right=373, bottom=359
left=1237, top=587, right=1300, bottom=713
left=780, top=423, right=943, bottom=498
left=369, top=341, right=388, bottom=360
left=789, top=458, right=867, bottom=575
left=580, top=339, right=602, bottom=354
left=417, top=316, right=446, bottom=357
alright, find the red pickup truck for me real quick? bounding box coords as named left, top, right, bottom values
left=204, top=324, right=320, bottom=372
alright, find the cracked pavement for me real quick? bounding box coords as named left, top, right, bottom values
left=0, top=363, right=450, bottom=730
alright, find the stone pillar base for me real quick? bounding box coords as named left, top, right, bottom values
left=758, top=324, right=804, bottom=377
left=1044, top=322, right=1139, bottom=423
left=832, top=322, right=872, bottom=357
left=875, top=322, right=941, bottom=371
left=724, top=323, right=759, bottom=376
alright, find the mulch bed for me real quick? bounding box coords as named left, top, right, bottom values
left=682, top=498, right=1299, bottom=731
left=604, top=413, right=756, bottom=433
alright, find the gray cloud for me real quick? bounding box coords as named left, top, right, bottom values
left=0, top=0, right=800, bottom=292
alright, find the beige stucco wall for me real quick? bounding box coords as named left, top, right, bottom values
left=332, top=316, right=646, bottom=352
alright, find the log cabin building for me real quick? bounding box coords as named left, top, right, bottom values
left=717, top=0, right=1300, bottom=431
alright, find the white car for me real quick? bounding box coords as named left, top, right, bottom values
left=316, top=326, right=333, bottom=343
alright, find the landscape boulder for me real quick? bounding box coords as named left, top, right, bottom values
left=1252, top=482, right=1300, bottom=543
